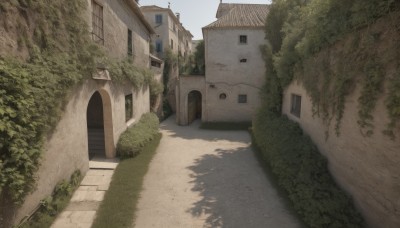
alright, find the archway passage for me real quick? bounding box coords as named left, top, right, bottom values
left=188, top=90, right=202, bottom=124
left=87, top=91, right=106, bottom=159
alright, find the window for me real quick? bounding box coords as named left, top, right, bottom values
left=156, top=40, right=163, bottom=53
left=125, top=94, right=133, bottom=121
left=151, top=60, right=161, bottom=68
left=155, top=14, right=162, bottom=24
left=219, top=93, right=227, bottom=100
left=92, top=1, right=104, bottom=44
left=173, top=23, right=176, bottom=32
left=239, top=35, right=247, bottom=44
left=238, top=94, right=247, bottom=103
left=290, top=94, right=302, bottom=118
left=240, top=58, right=247, bottom=63
left=170, top=39, right=174, bottom=49
left=127, top=29, right=133, bottom=56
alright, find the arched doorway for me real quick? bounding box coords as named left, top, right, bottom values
left=87, top=90, right=115, bottom=159
left=187, top=90, right=202, bottom=124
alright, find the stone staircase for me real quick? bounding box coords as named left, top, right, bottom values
left=88, top=128, right=105, bottom=158
left=51, top=158, right=119, bottom=228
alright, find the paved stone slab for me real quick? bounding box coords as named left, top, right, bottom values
left=65, top=202, right=101, bottom=211
left=71, top=190, right=105, bottom=202
left=51, top=211, right=96, bottom=228
left=89, top=158, right=119, bottom=170
left=80, top=174, right=112, bottom=187
left=85, top=169, right=114, bottom=176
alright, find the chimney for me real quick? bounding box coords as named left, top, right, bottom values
left=176, top=13, right=180, bottom=21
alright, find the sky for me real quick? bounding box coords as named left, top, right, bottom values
left=138, top=0, right=272, bottom=40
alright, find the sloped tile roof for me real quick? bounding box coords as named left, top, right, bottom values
left=204, top=4, right=269, bottom=30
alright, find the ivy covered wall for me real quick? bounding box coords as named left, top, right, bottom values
left=255, top=0, right=400, bottom=227
left=0, top=0, right=161, bottom=226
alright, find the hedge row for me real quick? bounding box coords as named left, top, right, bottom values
left=252, top=109, right=364, bottom=228
left=117, top=113, right=159, bottom=159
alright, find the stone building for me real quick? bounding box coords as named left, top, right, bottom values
left=177, top=3, right=269, bottom=125
left=7, top=0, right=157, bottom=225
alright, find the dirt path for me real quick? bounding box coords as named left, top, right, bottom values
left=133, top=116, right=301, bottom=228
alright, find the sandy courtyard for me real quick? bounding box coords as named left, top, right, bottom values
left=133, top=116, right=301, bottom=228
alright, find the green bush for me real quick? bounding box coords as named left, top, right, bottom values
left=19, top=170, right=82, bottom=228
left=252, top=108, right=364, bottom=228
left=117, top=113, right=159, bottom=159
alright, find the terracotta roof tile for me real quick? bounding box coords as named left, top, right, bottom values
left=204, top=4, right=269, bottom=30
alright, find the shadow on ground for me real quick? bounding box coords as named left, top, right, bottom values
left=186, top=147, right=301, bottom=228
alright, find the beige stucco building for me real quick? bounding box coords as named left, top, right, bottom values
left=177, top=3, right=269, bottom=125
left=140, top=5, right=193, bottom=59
left=6, top=0, right=158, bottom=225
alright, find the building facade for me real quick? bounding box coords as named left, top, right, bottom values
left=141, top=5, right=193, bottom=60
left=7, top=0, right=156, bottom=225
left=177, top=3, right=269, bottom=125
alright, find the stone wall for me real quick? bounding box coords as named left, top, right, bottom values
left=283, top=81, right=400, bottom=228
left=203, top=29, right=265, bottom=122
left=15, top=79, right=150, bottom=224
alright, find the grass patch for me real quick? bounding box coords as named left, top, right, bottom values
left=91, top=133, right=162, bottom=228
left=200, top=121, right=251, bottom=130
left=19, top=171, right=82, bottom=228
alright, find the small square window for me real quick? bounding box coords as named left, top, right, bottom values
left=239, top=35, right=247, bottom=44
left=290, top=94, right=302, bottom=118
left=125, top=94, right=133, bottom=121
left=155, top=14, right=162, bottom=24
left=238, top=94, right=247, bottom=103
left=240, top=58, right=247, bottom=63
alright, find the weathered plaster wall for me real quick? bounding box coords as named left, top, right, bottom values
left=203, top=29, right=265, bottom=122
left=87, top=0, right=151, bottom=67
left=177, top=76, right=206, bottom=125
left=15, top=79, right=150, bottom=224
left=282, top=81, right=400, bottom=228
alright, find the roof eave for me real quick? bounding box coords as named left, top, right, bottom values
left=125, top=0, right=155, bottom=34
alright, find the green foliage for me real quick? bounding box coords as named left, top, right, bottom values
left=184, top=40, right=205, bottom=75
left=162, top=48, right=178, bottom=96
left=19, top=170, right=82, bottom=228
left=108, top=59, right=154, bottom=89
left=252, top=109, right=365, bottom=228
left=92, top=133, right=162, bottom=228
left=264, top=0, right=400, bottom=136
left=117, top=113, right=159, bottom=159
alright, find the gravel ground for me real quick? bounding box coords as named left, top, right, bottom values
left=133, top=116, right=301, bottom=228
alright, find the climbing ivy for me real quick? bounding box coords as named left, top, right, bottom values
left=263, top=0, right=400, bottom=137
left=0, top=0, right=161, bottom=211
